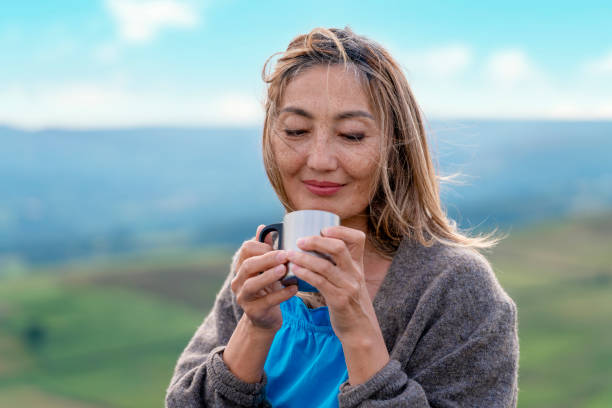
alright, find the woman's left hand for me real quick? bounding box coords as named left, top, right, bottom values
left=286, top=226, right=381, bottom=343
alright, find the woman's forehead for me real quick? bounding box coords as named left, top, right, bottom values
left=279, top=65, right=372, bottom=114
left=276, top=72, right=380, bottom=130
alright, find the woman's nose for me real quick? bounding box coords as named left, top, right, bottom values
left=306, top=133, right=337, bottom=172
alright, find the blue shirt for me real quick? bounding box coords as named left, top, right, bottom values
left=264, top=295, right=349, bottom=407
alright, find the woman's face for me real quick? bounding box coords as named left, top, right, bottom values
left=271, top=64, right=381, bottom=227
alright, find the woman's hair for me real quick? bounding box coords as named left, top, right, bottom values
left=261, top=26, right=502, bottom=258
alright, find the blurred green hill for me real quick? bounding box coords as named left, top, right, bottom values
left=0, top=213, right=611, bottom=407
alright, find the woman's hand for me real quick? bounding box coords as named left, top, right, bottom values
left=230, top=225, right=298, bottom=333
left=287, top=225, right=390, bottom=385
left=286, top=226, right=379, bottom=342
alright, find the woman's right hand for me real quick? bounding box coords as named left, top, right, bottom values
left=230, top=225, right=298, bottom=332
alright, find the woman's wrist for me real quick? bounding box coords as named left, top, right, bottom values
left=223, top=314, right=278, bottom=383
left=245, top=314, right=283, bottom=336
left=339, top=320, right=390, bottom=385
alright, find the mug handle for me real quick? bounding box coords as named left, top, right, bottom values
left=258, top=223, right=283, bottom=249
left=258, top=223, right=299, bottom=288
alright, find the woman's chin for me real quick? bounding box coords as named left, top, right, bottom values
left=293, top=203, right=342, bottom=216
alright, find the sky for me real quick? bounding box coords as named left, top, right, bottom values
left=1, top=0, right=611, bottom=129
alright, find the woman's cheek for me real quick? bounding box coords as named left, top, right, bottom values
left=341, top=150, right=377, bottom=178
left=280, top=145, right=308, bottom=173
left=272, top=138, right=299, bottom=171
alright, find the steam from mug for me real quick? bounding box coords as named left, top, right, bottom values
left=258, top=210, right=340, bottom=292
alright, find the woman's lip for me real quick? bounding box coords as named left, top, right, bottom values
left=303, top=180, right=344, bottom=187
left=304, top=183, right=343, bottom=196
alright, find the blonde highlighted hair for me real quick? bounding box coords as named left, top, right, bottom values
left=262, top=26, right=502, bottom=258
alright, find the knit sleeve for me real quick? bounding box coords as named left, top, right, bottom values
left=337, top=252, right=519, bottom=408
left=165, top=251, right=271, bottom=408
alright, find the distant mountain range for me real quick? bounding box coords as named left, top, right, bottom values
left=1, top=120, right=611, bottom=265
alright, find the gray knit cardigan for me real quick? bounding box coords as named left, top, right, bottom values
left=166, top=236, right=519, bottom=407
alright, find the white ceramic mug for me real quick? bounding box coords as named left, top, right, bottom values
left=258, top=210, right=340, bottom=292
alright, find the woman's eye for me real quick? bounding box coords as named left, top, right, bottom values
left=340, top=133, right=365, bottom=142
left=283, top=129, right=308, bottom=137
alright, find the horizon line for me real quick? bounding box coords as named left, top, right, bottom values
left=3, top=116, right=612, bottom=133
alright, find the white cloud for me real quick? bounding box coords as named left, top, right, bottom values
left=105, top=0, right=199, bottom=44
left=485, top=49, right=535, bottom=84
left=583, top=50, right=612, bottom=75
left=400, top=44, right=473, bottom=79
left=401, top=45, right=612, bottom=120
left=0, top=82, right=263, bottom=129
left=5, top=43, right=612, bottom=128
left=219, top=93, right=263, bottom=123
left=548, top=102, right=612, bottom=119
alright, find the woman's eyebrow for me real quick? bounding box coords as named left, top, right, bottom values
left=279, top=107, right=313, bottom=119
left=335, top=110, right=374, bottom=121
left=279, top=106, right=374, bottom=121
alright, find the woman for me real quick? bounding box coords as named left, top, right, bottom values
left=166, top=27, right=518, bottom=407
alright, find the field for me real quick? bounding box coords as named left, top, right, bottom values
left=489, top=213, right=612, bottom=407
left=0, top=214, right=611, bottom=407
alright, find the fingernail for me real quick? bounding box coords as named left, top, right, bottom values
left=274, top=264, right=285, bottom=274
left=276, top=251, right=286, bottom=262
left=320, top=227, right=329, bottom=235
left=296, top=238, right=306, bottom=246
